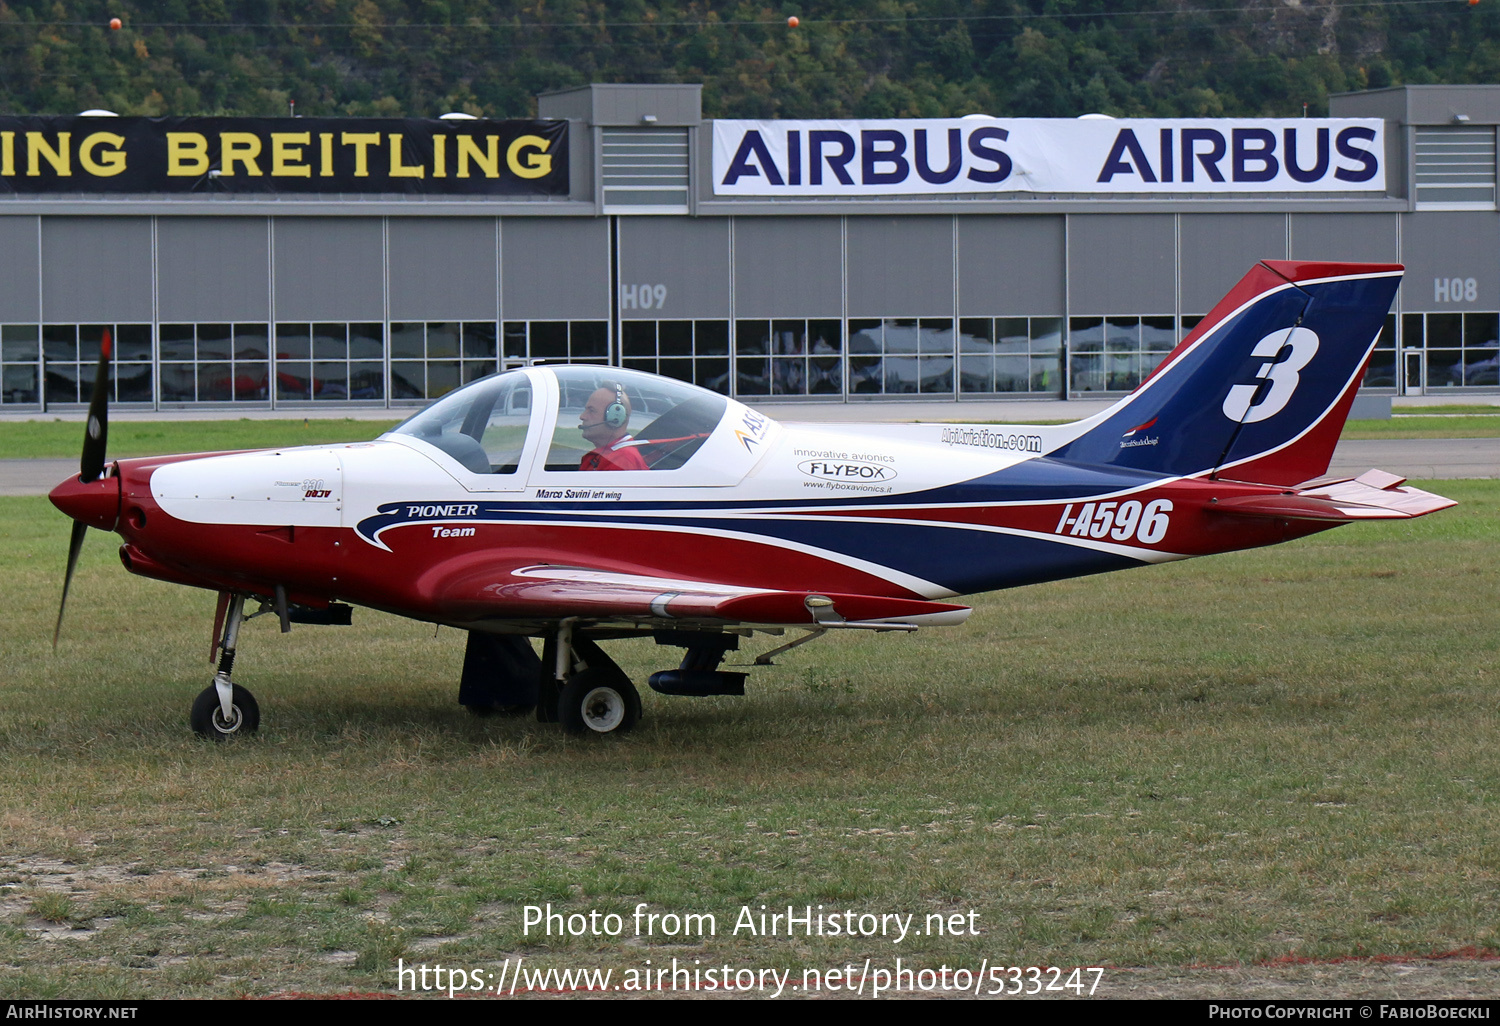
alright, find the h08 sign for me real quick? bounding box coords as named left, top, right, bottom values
left=0, top=116, right=569, bottom=195
left=713, top=118, right=1384, bottom=196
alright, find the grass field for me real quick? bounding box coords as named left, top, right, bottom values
left=1, top=480, right=1497, bottom=999
left=1341, top=415, right=1500, bottom=439
left=1392, top=405, right=1500, bottom=416
left=0, top=419, right=403, bottom=460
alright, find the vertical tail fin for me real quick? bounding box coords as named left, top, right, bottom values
left=1050, top=261, right=1401, bottom=485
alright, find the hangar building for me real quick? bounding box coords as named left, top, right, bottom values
left=0, top=82, right=1496, bottom=413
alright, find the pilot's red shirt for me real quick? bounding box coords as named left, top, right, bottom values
left=579, top=437, right=649, bottom=471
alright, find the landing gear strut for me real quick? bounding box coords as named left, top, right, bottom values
left=462, top=627, right=771, bottom=737
left=541, top=622, right=641, bottom=736
left=191, top=594, right=260, bottom=740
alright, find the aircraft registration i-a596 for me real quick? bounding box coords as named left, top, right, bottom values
left=50, top=260, right=1454, bottom=740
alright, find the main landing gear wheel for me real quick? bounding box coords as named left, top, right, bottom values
left=190, top=683, right=260, bottom=741
left=558, top=672, right=641, bottom=736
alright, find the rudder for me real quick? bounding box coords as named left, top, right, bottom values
left=1050, top=260, right=1402, bottom=485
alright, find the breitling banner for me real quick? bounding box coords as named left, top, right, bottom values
left=0, top=116, right=569, bottom=195
left=713, top=118, right=1385, bottom=196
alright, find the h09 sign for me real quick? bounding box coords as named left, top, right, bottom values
left=0, top=116, right=569, bottom=195
left=713, top=118, right=1385, bottom=196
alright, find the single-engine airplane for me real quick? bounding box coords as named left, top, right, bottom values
left=50, top=260, right=1454, bottom=739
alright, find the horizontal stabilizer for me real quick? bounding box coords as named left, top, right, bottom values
left=1209, top=470, right=1456, bottom=523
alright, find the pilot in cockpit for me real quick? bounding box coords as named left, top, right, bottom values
left=578, top=383, right=649, bottom=471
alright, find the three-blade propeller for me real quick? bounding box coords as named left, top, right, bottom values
left=53, top=329, right=112, bottom=650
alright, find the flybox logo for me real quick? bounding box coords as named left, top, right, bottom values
left=798, top=459, right=898, bottom=483
left=712, top=118, right=1384, bottom=196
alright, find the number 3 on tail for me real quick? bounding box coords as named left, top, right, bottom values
left=1222, top=327, right=1320, bottom=423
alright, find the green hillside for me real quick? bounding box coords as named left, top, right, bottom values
left=0, top=1, right=1495, bottom=120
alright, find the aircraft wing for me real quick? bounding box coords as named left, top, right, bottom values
left=1208, top=469, right=1457, bottom=522
left=419, top=560, right=971, bottom=628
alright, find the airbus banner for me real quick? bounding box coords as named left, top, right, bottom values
left=0, top=116, right=569, bottom=195
left=713, top=118, right=1385, bottom=196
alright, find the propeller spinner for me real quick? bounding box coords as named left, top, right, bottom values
left=50, top=329, right=119, bottom=649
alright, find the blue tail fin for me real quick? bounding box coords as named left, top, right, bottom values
left=1050, top=261, right=1402, bottom=486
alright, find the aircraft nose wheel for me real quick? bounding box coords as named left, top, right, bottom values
left=190, top=683, right=260, bottom=741
left=559, top=672, right=640, bottom=736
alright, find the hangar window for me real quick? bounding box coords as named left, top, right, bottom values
left=734, top=319, right=841, bottom=397
left=271, top=322, right=384, bottom=402
left=621, top=319, right=730, bottom=394
left=958, top=318, right=1063, bottom=396
left=392, top=321, right=499, bottom=400
left=158, top=323, right=271, bottom=403
left=1068, top=316, right=1177, bottom=393
left=501, top=320, right=610, bottom=368
left=1402, top=311, right=1500, bottom=388
left=848, top=318, right=954, bottom=395
left=2, top=325, right=41, bottom=406
left=42, top=324, right=152, bottom=405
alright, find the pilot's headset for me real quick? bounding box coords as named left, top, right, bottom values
left=603, top=382, right=629, bottom=429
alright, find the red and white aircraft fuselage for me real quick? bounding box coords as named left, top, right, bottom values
left=50, top=261, right=1454, bottom=737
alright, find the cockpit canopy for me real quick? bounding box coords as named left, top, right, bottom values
left=547, top=367, right=728, bottom=472
left=391, top=367, right=536, bottom=474
left=387, top=365, right=771, bottom=486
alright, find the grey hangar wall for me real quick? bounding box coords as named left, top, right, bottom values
left=1, top=82, right=1498, bottom=410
